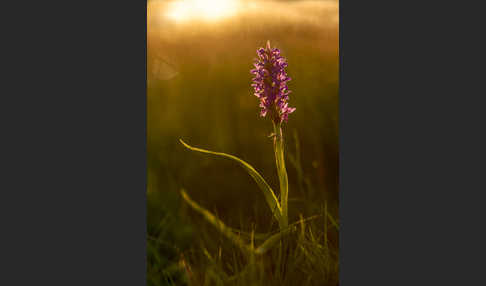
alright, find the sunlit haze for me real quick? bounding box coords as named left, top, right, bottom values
left=166, top=0, right=239, bottom=22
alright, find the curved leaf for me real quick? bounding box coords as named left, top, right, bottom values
left=255, top=226, right=295, bottom=255
left=180, top=189, right=252, bottom=254
left=182, top=189, right=321, bottom=256
left=179, top=139, right=282, bottom=225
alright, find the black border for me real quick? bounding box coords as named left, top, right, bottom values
left=2, top=1, right=146, bottom=284
left=341, top=0, right=485, bottom=285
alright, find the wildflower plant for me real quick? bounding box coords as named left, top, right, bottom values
left=179, top=41, right=298, bottom=256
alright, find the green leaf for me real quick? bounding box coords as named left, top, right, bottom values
left=255, top=226, right=294, bottom=255
left=181, top=189, right=322, bottom=257
left=255, top=215, right=321, bottom=255
left=179, top=139, right=282, bottom=225
left=180, top=189, right=253, bottom=254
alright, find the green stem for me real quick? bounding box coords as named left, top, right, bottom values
left=273, top=121, right=289, bottom=229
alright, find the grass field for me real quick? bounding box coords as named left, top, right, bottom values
left=147, top=1, right=339, bottom=285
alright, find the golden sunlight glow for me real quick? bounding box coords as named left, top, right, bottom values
left=166, top=0, right=239, bottom=22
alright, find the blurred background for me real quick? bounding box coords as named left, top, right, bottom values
left=147, top=0, right=338, bottom=284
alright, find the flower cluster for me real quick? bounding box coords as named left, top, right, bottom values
left=250, top=41, right=296, bottom=124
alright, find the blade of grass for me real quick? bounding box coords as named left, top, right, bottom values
left=180, top=189, right=253, bottom=255
left=327, top=212, right=339, bottom=230
left=227, top=227, right=271, bottom=241
left=182, top=188, right=324, bottom=260
left=255, top=225, right=296, bottom=255
left=179, top=139, right=283, bottom=226
left=203, top=248, right=231, bottom=282
left=253, top=215, right=321, bottom=255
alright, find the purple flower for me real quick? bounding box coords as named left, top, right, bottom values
left=250, top=41, right=296, bottom=124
